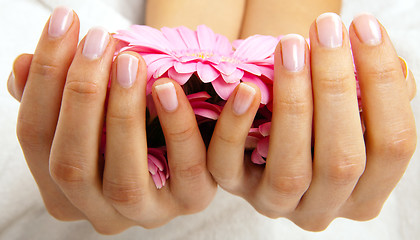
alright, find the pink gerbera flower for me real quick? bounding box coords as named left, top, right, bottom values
left=114, top=25, right=277, bottom=103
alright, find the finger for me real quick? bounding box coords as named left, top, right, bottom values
left=102, top=53, right=175, bottom=227
left=256, top=34, right=312, bottom=217
left=8, top=54, right=33, bottom=101
left=49, top=28, right=133, bottom=233
left=16, top=7, right=84, bottom=220
left=293, top=13, right=366, bottom=231
left=151, top=79, right=217, bottom=213
left=341, top=13, right=416, bottom=220
left=207, top=82, right=261, bottom=194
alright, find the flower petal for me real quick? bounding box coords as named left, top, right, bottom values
left=211, top=76, right=240, bottom=100
left=192, top=108, right=220, bottom=120
left=190, top=101, right=222, bottom=116
left=146, top=78, right=159, bottom=94
left=259, top=122, right=271, bottom=137
left=245, top=135, right=261, bottom=149
left=168, top=68, right=193, bottom=85
left=158, top=171, right=167, bottom=187
left=174, top=61, right=197, bottom=74
left=161, top=27, right=188, bottom=50
left=148, top=159, right=158, bottom=175
left=257, top=136, right=269, bottom=158
left=215, top=34, right=233, bottom=54
left=152, top=173, right=163, bottom=189
left=258, top=65, right=274, bottom=80
left=197, top=62, right=220, bottom=83
left=177, top=26, right=200, bottom=50
left=221, top=69, right=244, bottom=83
left=148, top=154, right=164, bottom=171
left=213, top=62, right=236, bottom=76
left=232, top=39, right=244, bottom=50
left=241, top=74, right=271, bottom=104
left=251, top=149, right=266, bottom=164
left=234, top=35, right=278, bottom=61
left=197, top=25, right=216, bottom=50
left=129, top=25, right=173, bottom=51
left=237, top=63, right=262, bottom=76
left=154, top=59, right=175, bottom=78
left=187, top=91, right=211, bottom=102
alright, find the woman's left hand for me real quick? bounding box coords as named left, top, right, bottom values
left=207, top=13, right=417, bottom=231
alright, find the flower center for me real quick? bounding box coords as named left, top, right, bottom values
left=188, top=51, right=214, bottom=59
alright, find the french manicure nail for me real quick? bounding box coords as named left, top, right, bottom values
left=233, top=83, right=256, bottom=115
left=316, top=12, right=343, bottom=48
left=353, top=13, right=382, bottom=46
left=82, top=27, right=110, bottom=59
left=155, top=82, right=178, bottom=112
left=281, top=34, right=306, bottom=72
left=117, top=54, right=139, bottom=88
left=48, top=6, right=73, bottom=38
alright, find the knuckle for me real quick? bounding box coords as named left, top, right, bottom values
left=379, top=128, right=417, bottom=162
left=16, top=118, right=50, bottom=152
left=294, top=218, right=332, bottom=232
left=167, top=124, right=197, bottom=143
left=103, top=177, right=147, bottom=207
left=255, top=208, right=283, bottom=219
left=92, top=223, right=126, bottom=235
left=316, top=71, right=355, bottom=95
left=325, top=152, right=366, bottom=186
left=347, top=206, right=382, bottom=221
left=50, top=157, right=88, bottom=187
left=64, top=79, right=101, bottom=102
left=44, top=202, right=80, bottom=221
left=208, top=167, right=238, bottom=190
left=213, top=130, right=242, bottom=146
left=365, top=61, right=401, bottom=84
left=30, top=58, right=62, bottom=78
left=106, top=111, right=137, bottom=123
left=173, top=162, right=206, bottom=182
left=179, top=198, right=211, bottom=215
left=276, top=95, right=312, bottom=115
left=266, top=174, right=311, bottom=198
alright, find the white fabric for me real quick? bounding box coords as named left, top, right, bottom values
left=0, top=0, right=419, bottom=239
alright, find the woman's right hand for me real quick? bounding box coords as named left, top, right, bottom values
left=8, top=7, right=216, bottom=234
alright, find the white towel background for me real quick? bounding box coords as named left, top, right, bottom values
left=0, top=0, right=419, bottom=239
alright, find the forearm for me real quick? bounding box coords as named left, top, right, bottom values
left=145, top=0, right=246, bottom=41
left=240, top=0, right=342, bottom=38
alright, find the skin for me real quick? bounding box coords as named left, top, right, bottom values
left=7, top=0, right=417, bottom=234
left=207, top=16, right=417, bottom=231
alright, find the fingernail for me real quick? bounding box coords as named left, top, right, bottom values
left=316, top=12, right=343, bottom=48
left=233, top=83, right=256, bottom=115
left=155, top=82, right=178, bottom=112
left=399, top=56, right=409, bottom=81
left=82, top=27, right=110, bottom=60
left=117, top=54, right=139, bottom=88
left=48, top=6, right=73, bottom=38
left=281, top=34, right=306, bottom=72
left=353, top=13, right=382, bottom=46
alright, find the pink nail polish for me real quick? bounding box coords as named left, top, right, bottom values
left=316, top=12, right=343, bottom=48
left=281, top=34, right=306, bottom=72
left=233, top=83, right=256, bottom=115
left=48, top=6, right=73, bottom=38
left=82, top=27, right=110, bottom=60
left=117, top=54, right=139, bottom=88
left=353, top=13, right=382, bottom=46
left=155, top=82, right=178, bottom=112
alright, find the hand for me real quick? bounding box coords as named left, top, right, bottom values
left=8, top=7, right=216, bottom=234
left=207, top=13, right=416, bottom=231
